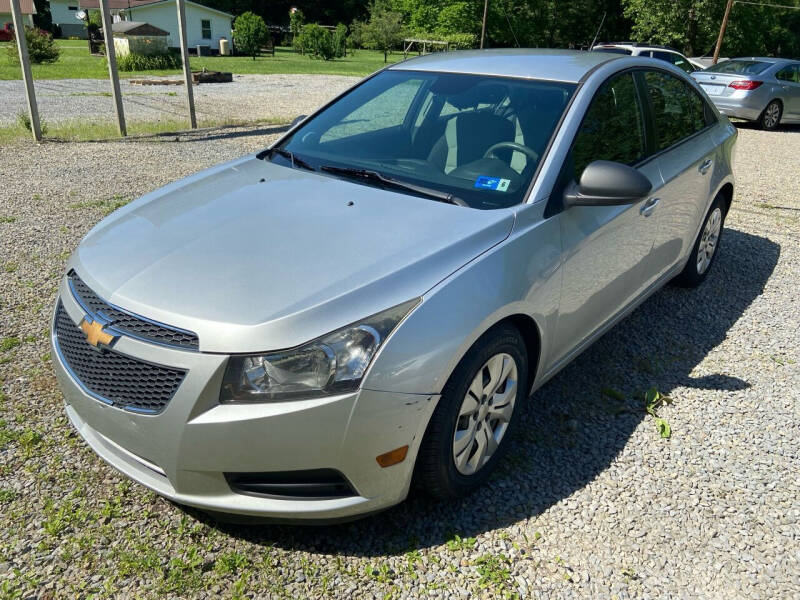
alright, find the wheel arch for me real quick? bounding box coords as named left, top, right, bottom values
left=718, top=181, right=734, bottom=215
left=498, top=313, right=542, bottom=394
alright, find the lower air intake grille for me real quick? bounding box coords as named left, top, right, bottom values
left=54, top=302, right=186, bottom=414
left=225, top=469, right=356, bottom=500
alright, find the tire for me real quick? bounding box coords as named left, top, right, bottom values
left=672, top=195, right=726, bottom=288
left=758, top=100, right=782, bottom=131
left=415, top=323, right=528, bottom=499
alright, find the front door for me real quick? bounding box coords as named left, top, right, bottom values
left=776, top=64, right=800, bottom=119
left=551, top=72, right=664, bottom=363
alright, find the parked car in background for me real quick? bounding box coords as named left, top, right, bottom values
left=592, top=42, right=704, bottom=73
left=52, top=49, right=736, bottom=522
left=692, top=58, right=800, bottom=130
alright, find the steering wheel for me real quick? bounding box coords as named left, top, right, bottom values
left=483, top=141, right=539, bottom=163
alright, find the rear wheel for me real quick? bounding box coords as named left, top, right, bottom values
left=759, top=100, right=782, bottom=130
left=415, top=324, right=528, bottom=499
left=672, top=195, right=726, bottom=288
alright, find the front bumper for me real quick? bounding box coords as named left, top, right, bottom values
left=52, top=277, right=438, bottom=521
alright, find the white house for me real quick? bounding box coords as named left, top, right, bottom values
left=125, top=0, right=231, bottom=51
left=0, top=0, right=36, bottom=28
left=49, top=0, right=232, bottom=51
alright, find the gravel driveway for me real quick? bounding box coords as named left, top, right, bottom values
left=0, top=124, right=798, bottom=599
left=0, top=74, right=360, bottom=126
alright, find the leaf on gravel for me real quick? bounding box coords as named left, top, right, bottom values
left=602, top=387, right=626, bottom=401
left=655, top=418, right=671, bottom=439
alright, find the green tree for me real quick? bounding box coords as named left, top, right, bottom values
left=622, top=0, right=800, bottom=57
left=233, top=11, right=268, bottom=59
left=290, top=7, right=305, bottom=52
left=363, top=2, right=404, bottom=62
left=621, top=0, right=717, bottom=56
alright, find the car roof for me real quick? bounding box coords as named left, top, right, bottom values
left=728, top=57, right=785, bottom=63
left=595, top=43, right=681, bottom=52
left=388, top=49, right=618, bottom=84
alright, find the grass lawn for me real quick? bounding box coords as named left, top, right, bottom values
left=0, top=40, right=400, bottom=79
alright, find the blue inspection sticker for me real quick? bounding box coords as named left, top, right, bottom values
left=474, top=176, right=511, bottom=192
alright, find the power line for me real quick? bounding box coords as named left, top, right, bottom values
left=734, top=0, right=800, bottom=9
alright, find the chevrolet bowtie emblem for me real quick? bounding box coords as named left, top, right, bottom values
left=80, top=318, right=115, bottom=348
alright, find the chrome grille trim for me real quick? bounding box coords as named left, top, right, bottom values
left=67, top=270, right=199, bottom=351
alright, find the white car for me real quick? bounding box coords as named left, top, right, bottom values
left=592, top=43, right=704, bottom=74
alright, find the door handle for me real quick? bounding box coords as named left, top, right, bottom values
left=698, top=158, right=713, bottom=175
left=640, top=197, right=660, bottom=217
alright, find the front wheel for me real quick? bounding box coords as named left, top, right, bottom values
left=672, top=196, right=726, bottom=288
left=759, top=100, right=782, bottom=130
left=415, top=323, right=528, bottom=499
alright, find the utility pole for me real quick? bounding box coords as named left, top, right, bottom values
left=175, top=0, right=197, bottom=128
left=98, top=0, right=126, bottom=136
left=712, top=0, right=735, bottom=65
left=10, top=0, right=41, bottom=141
left=480, top=0, right=488, bottom=49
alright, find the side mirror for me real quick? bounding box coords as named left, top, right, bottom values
left=291, top=114, right=307, bottom=127
left=564, top=160, right=652, bottom=207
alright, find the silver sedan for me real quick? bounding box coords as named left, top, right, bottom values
left=52, top=49, right=736, bottom=522
left=692, top=57, right=800, bottom=129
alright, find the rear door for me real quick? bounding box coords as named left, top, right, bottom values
left=638, top=69, right=718, bottom=281
left=551, top=72, right=663, bottom=362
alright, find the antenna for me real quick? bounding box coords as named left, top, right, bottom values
left=589, top=11, right=606, bottom=50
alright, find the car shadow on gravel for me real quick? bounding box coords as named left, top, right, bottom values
left=733, top=122, right=800, bottom=133
left=193, top=227, right=779, bottom=556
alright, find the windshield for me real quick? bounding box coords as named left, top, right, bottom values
left=274, top=70, right=576, bottom=209
left=704, top=59, right=771, bottom=75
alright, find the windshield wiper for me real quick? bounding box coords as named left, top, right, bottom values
left=320, top=166, right=467, bottom=207
left=262, top=147, right=316, bottom=172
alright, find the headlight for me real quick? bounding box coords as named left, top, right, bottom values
left=220, top=299, right=419, bottom=402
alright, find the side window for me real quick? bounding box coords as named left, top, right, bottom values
left=201, top=19, right=212, bottom=39
left=572, top=73, right=646, bottom=178
left=643, top=71, right=708, bottom=151
left=776, top=65, right=798, bottom=83
left=650, top=51, right=673, bottom=63
left=672, top=56, right=695, bottom=73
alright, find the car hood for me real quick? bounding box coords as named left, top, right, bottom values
left=70, top=156, right=515, bottom=353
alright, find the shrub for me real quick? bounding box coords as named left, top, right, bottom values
left=233, top=11, right=268, bottom=60
left=5, top=26, right=60, bottom=64
left=348, top=20, right=366, bottom=49
left=116, top=52, right=180, bottom=71
left=332, top=23, right=347, bottom=58
left=297, top=24, right=335, bottom=60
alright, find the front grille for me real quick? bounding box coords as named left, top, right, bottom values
left=225, top=469, right=357, bottom=500
left=68, top=271, right=199, bottom=350
left=54, top=302, right=186, bottom=414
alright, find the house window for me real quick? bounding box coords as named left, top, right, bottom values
left=68, top=5, right=78, bottom=10
left=201, top=19, right=211, bottom=39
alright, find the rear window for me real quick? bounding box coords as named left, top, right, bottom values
left=704, top=60, right=771, bottom=75
left=592, top=47, right=633, bottom=55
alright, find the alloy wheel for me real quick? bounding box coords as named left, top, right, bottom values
left=452, top=353, right=518, bottom=475
left=696, top=207, right=722, bottom=275
left=764, top=103, right=780, bottom=129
